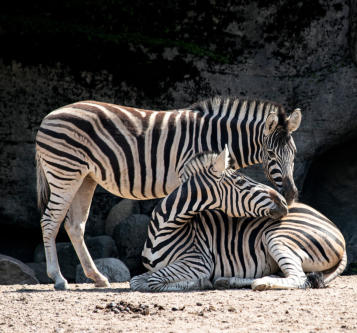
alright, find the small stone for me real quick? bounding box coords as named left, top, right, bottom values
left=54, top=329, right=65, bottom=333
left=107, top=302, right=116, bottom=308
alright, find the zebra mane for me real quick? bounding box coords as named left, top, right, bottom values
left=188, top=96, right=290, bottom=136
left=179, top=151, right=234, bottom=182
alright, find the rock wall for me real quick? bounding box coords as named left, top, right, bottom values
left=0, top=0, right=356, bottom=272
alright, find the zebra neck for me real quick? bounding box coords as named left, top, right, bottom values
left=193, top=105, right=266, bottom=169
left=152, top=180, right=216, bottom=227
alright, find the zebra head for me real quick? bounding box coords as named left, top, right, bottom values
left=261, top=108, right=302, bottom=205
left=208, top=147, right=289, bottom=219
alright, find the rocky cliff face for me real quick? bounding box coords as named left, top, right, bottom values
left=0, top=0, right=356, bottom=270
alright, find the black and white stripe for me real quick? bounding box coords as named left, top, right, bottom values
left=131, top=202, right=346, bottom=292
left=140, top=150, right=288, bottom=275
left=35, top=96, right=301, bottom=289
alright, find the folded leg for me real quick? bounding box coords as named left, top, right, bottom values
left=131, top=258, right=212, bottom=292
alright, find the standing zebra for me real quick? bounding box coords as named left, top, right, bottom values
left=131, top=202, right=346, bottom=292
left=36, top=96, right=301, bottom=290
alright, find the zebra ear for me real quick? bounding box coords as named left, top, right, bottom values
left=287, top=108, right=302, bottom=132
left=212, top=145, right=230, bottom=174
left=264, top=113, right=279, bottom=136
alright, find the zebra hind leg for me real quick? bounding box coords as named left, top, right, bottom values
left=251, top=274, right=311, bottom=291
left=130, top=260, right=212, bottom=292
left=41, top=204, right=69, bottom=290
left=251, top=241, right=324, bottom=291
left=64, top=175, right=110, bottom=288
left=251, top=273, right=325, bottom=290
left=40, top=181, right=84, bottom=290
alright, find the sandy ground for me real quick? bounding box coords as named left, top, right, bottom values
left=0, top=276, right=356, bottom=333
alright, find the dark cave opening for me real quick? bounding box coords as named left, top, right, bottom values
left=301, top=135, right=357, bottom=270
left=0, top=224, right=42, bottom=263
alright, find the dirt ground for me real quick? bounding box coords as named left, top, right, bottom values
left=0, top=275, right=356, bottom=333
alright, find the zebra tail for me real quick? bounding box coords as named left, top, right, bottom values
left=323, top=250, right=348, bottom=285
left=36, top=151, right=50, bottom=215
left=306, top=250, right=347, bottom=288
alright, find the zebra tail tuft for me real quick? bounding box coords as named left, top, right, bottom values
left=306, top=272, right=325, bottom=289
left=36, top=151, right=50, bottom=215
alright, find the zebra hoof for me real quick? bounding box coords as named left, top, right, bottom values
left=95, top=279, right=111, bottom=288
left=130, top=274, right=151, bottom=291
left=214, top=278, right=230, bottom=290
left=54, top=281, right=69, bottom=291
left=251, top=279, right=270, bottom=291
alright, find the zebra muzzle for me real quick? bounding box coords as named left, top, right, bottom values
left=281, top=176, right=298, bottom=205
left=268, top=190, right=289, bottom=219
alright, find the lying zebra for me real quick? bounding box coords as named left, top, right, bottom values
left=130, top=153, right=346, bottom=292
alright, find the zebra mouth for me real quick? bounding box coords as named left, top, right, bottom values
left=268, top=204, right=288, bottom=219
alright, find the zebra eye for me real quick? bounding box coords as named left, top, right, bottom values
left=236, top=177, right=245, bottom=186
left=267, top=150, right=276, bottom=159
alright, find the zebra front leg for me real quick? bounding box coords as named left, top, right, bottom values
left=131, top=260, right=212, bottom=292
left=64, top=176, right=110, bottom=288
left=214, top=277, right=254, bottom=289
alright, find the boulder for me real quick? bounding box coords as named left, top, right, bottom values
left=75, top=258, right=130, bottom=283
left=0, top=254, right=39, bottom=285
left=33, top=235, right=117, bottom=282
left=105, top=199, right=141, bottom=237
left=139, top=199, right=161, bottom=216
left=112, top=214, right=150, bottom=276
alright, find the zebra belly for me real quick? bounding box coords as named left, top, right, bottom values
left=95, top=169, right=181, bottom=200
left=209, top=245, right=279, bottom=279
left=195, top=211, right=279, bottom=280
